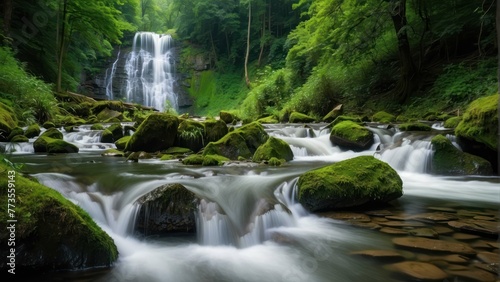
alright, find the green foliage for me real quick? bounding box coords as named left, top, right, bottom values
left=372, top=111, right=396, bottom=123
left=398, top=122, right=432, bottom=131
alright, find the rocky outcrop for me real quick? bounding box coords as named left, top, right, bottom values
left=0, top=164, right=118, bottom=272
left=322, top=104, right=343, bottom=122
left=329, top=120, right=374, bottom=151
left=100, top=123, right=124, bottom=143
left=33, top=128, right=79, bottom=153
left=175, top=119, right=205, bottom=152
left=430, top=135, right=492, bottom=176
left=289, top=112, right=315, bottom=123
left=134, top=183, right=199, bottom=235
left=125, top=113, right=179, bottom=152
left=297, top=156, right=403, bottom=211
left=219, top=111, right=237, bottom=124
left=203, top=119, right=228, bottom=143
left=252, top=137, right=294, bottom=162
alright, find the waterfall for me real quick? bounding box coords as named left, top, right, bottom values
left=105, top=32, right=177, bottom=111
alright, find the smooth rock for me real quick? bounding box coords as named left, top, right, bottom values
left=392, top=237, right=476, bottom=255
left=386, top=261, right=448, bottom=280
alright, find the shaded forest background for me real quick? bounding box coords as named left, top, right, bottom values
left=0, top=0, right=498, bottom=124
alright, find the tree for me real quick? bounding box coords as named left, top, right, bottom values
left=2, top=0, right=13, bottom=41
left=244, top=0, right=252, bottom=87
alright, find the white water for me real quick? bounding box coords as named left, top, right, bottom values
left=124, top=32, right=177, bottom=111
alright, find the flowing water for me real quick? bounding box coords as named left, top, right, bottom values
left=4, top=123, right=499, bottom=281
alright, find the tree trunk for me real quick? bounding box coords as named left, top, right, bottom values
left=258, top=12, right=265, bottom=66
left=496, top=0, right=500, bottom=175
left=390, top=0, right=416, bottom=103
left=244, top=1, right=252, bottom=88
left=56, top=0, right=69, bottom=93
left=3, top=0, right=13, bottom=41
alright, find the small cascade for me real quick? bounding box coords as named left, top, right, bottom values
left=105, top=49, right=121, bottom=100
left=123, top=32, right=177, bottom=111
left=375, top=138, right=434, bottom=173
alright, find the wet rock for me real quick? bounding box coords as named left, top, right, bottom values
left=366, top=210, right=393, bottom=217
left=219, top=111, right=237, bottom=124
left=386, top=261, right=448, bottom=281
left=380, top=227, right=408, bottom=235
left=433, top=226, right=454, bottom=235
left=203, top=119, right=228, bottom=143
left=408, top=228, right=439, bottom=238
left=448, top=219, right=499, bottom=237
left=318, top=212, right=371, bottom=222
left=252, top=136, right=294, bottom=162
left=453, top=233, right=481, bottom=240
left=474, top=262, right=499, bottom=275
left=175, top=119, right=205, bottom=152
left=428, top=207, right=457, bottom=213
left=379, top=221, right=426, bottom=228
left=289, top=111, right=315, bottom=123
left=350, top=250, right=405, bottom=262
left=447, top=267, right=497, bottom=282
left=134, top=183, right=199, bottom=235
left=125, top=113, right=179, bottom=152
left=410, top=212, right=458, bottom=222
left=322, top=104, right=343, bottom=122
left=329, top=121, right=374, bottom=151
left=392, top=237, right=476, bottom=255
left=417, top=254, right=470, bottom=264
left=477, top=252, right=500, bottom=264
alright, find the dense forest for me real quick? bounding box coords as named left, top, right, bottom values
left=0, top=0, right=498, bottom=122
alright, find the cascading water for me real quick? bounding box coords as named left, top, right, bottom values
left=105, top=32, right=177, bottom=111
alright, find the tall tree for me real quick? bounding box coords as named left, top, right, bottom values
left=2, top=0, right=13, bottom=41
left=244, top=0, right=252, bottom=87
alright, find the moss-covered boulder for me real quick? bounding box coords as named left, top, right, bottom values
left=219, top=111, right=237, bottom=124
left=34, top=136, right=79, bottom=153
left=91, top=123, right=104, bottom=130
left=253, top=137, right=294, bottom=162
left=0, top=164, right=118, bottom=272
left=398, top=122, right=432, bottom=131
left=203, top=119, right=228, bottom=143
left=430, top=135, right=492, bottom=176
left=134, top=183, right=198, bottom=235
left=297, top=156, right=403, bottom=211
left=91, top=100, right=125, bottom=115
left=7, top=127, right=24, bottom=141
left=203, top=122, right=268, bottom=160
left=330, top=121, right=374, bottom=151
left=100, top=123, right=123, bottom=143
left=115, top=136, right=131, bottom=151
left=182, top=154, right=228, bottom=166
left=455, top=95, right=498, bottom=151
left=326, top=115, right=363, bottom=128
left=101, top=148, right=125, bottom=157
left=0, top=102, right=17, bottom=141
left=97, top=108, right=123, bottom=122
left=40, top=128, right=63, bottom=139
left=10, top=135, right=29, bottom=142
left=372, top=111, right=396, bottom=123
left=175, top=119, right=205, bottom=152
left=42, top=121, right=55, bottom=129
left=322, top=104, right=343, bottom=122
left=443, top=116, right=462, bottom=128
left=25, top=124, right=41, bottom=138
left=289, top=112, right=316, bottom=123
left=257, top=115, right=279, bottom=124
left=125, top=113, right=179, bottom=152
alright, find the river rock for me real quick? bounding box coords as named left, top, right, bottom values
left=33, top=128, right=79, bottom=153
left=408, top=228, right=439, bottom=238
left=252, top=136, right=294, bottom=162
left=203, top=119, right=228, bottom=143
left=477, top=252, right=500, bottom=264
left=417, top=254, right=469, bottom=264
left=380, top=227, right=408, bottom=235
left=125, top=113, right=179, bottom=152
left=135, top=183, right=199, bottom=235
left=329, top=121, right=374, bottom=151
left=322, top=104, right=343, bottom=122
left=447, top=267, right=497, bottom=282
left=430, top=135, right=492, bottom=176
left=392, top=237, right=476, bottom=255
left=0, top=164, right=118, bottom=272
left=0, top=102, right=17, bottom=141
left=289, top=111, right=315, bottom=123
left=386, top=261, right=448, bottom=281
left=100, top=123, right=123, bottom=143
left=350, top=250, right=405, bottom=262
left=219, top=111, right=237, bottom=124
left=204, top=122, right=268, bottom=160
left=24, top=123, right=41, bottom=138
left=175, top=119, right=205, bottom=152
left=448, top=219, right=499, bottom=237
left=409, top=212, right=458, bottom=222
left=297, top=156, right=403, bottom=211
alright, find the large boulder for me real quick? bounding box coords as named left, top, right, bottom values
left=25, top=124, right=41, bottom=138
left=252, top=136, right=294, bottom=162
left=297, top=156, right=403, bottom=211
left=125, top=113, right=179, bottom=152
left=100, top=123, right=123, bottom=143
left=219, top=111, right=237, bottom=124
left=0, top=164, right=118, bottom=272
left=372, top=111, right=395, bottom=123
left=134, top=183, right=198, bottom=235
left=203, top=122, right=268, bottom=160
left=175, top=119, right=205, bottom=152
left=330, top=121, right=374, bottom=151
left=33, top=128, right=79, bottom=153
left=322, top=104, right=343, bottom=122
left=398, top=122, right=431, bottom=131
left=0, top=102, right=17, bottom=141
left=289, top=112, right=315, bottom=123
left=430, top=135, right=492, bottom=176
left=203, top=119, right=228, bottom=143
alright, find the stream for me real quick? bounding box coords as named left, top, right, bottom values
left=4, top=122, right=499, bottom=281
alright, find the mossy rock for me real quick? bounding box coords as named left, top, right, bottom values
left=7, top=127, right=24, bottom=141
left=126, top=151, right=154, bottom=162
left=114, top=136, right=131, bottom=151
left=455, top=94, right=498, bottom=151
left=134, top=183, right=198, bottom=235
left=268, top=157, right=284, bottom=166
left=396, top=115, right=410, bottom=122
left=133, top=110, right=154, bottom=124
left=64, top=126, right=75, bottom=133
left=443, top=116, right=462, bottom=128
left=0, top=164, right=118, bottom=271
left=160, top=154, right=175, bottom=161
left=10, top=135, right=29, bottom=142
left=219, top=111, right=237, bottom=124
left=182, top=154, right=204, bottom=165
left=182, top=154, right=228, bottom=166
left=257, top=115, right=279, bottom=124
left=203, top=119, right=228, bottom=143
left=96, top=108, right=123, bottom=122
left=25, top=124, right=41, bottom=138
left=0, top=102, right=17, bottom=140
left=297, top=156, right=403, bottom=211
left=91, top=123, right=104, bottom=130
left=55, top=114, right=86, bottom=126
left=34, top=136, right=79, bottom=153
left=101, top=148, right=125, bottom=157
left=91, top=101, right=125, bottom=115
left=330, top=121, right=374, bottom=151
left=430, top=135, right=492, bottom=176
left=253, top=137, right=294, bottom=162
left=125, top=113, right=179, bottom=152
left=203, top=122, right=268, bottom=160
left=372, top=111, right=395, bottom=123
left=289, top=112, right=316, bottom=123
left=175, top=119, right=205, bottom=152
left=326, top=115, right=363, bottom=128
left=398, top=122, right=432, bottom=131
left=322, top=104, right=343, bottom=122
left=40, top=128, right=63, bottom=139
left=100, top=123, right=123, bottom=143
left=42, top=121, right=55, bottom=129
left=165, top=147, right=192, bottom=155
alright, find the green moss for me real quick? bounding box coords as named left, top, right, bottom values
left=203, top=119, right=228, bottom=143
left=396, top=115, right=409, bottom=122
left=327, top=115, right=363, bottom=128
left=182, top=154, right=204, bottom=165
left=101, top=148, right=125, bottom=157
left=253, top=137, right=294, bottom=162
left=0, top=102, right=17, bottom=135
left=165, top=147, right=192, bottom=154
left=25, top=124, right=41, bottom=138
left=257, top=115, right=279, bottom=124
left=268, top=157, right=284, bottom=166
left=175, top=119, right=205, bottom=152
left=160, top=154, right=175, bottom=161
left=34, top=135, right=79, bottom=153
left=41, top=128, right=63, bottom=139
left=202, top=154, right=229, bottom=166
left=64, top=126, right=75, bottom=133
left=431, top=134, right=492, bottom=175
left=0, top=164, right=118, bottom=269
left=289, top=112, right=316, bottom=123
left=91, top=101, right=125, bottom=115
left=297, top=156, right=403, bottom=211
left=330, top=121, right=373, bottom=150
left=7, top=127, right=24, bottom=141
left=220, top=111, right=237, bottom=124
left=91, top=123, right=104, bottom=130
left=125, top=113, right=179, bottom=152
left=455, top=94, right=498, bottom=150
left=10, top=135, right=29, bottom=142
left=443, top=116, right=462, bottom=128
left=372, top=111, right=395, bottom=123
left=322, top=105, right=343, bottom=122
left=115, top=136, right=131, bottom=151
left=399, top=122, right=432, bottom=131
left=100, top=123, right=123, bottom=143
left=54, top=114, right=86, bottom=126
left=42, top=121, right=55, bottom=129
